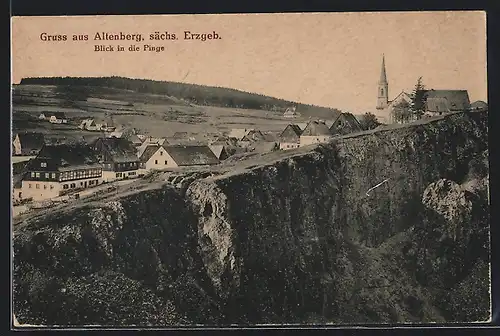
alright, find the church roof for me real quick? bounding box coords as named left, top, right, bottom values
left=379, top=54, right=388, bottom=83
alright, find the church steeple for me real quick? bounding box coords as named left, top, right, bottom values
left=376, top=54, right=389, bottom=110
left=379, top=54, right=387, bottom=83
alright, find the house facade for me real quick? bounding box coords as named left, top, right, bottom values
left=92, top=137, right=140, bottom=182
left=421, top=90, right=471, bottom=116
left=279, top=124, right=302, bottom=150
left=139, top=145, right=220, bottom=173
left=299, top=120, right=333, bottom=147
left=19, top=144, right=103, bottom=201
left=49, top=112, right=68, bottom=124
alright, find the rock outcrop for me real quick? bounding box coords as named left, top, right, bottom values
left=13, top=112, right=490, bottom=325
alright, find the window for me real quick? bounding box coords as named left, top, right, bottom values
left=63, top=184, right=68, bottom=189
left=50, top=185, right=54, bottom=190
left=80, top=182, right=83, bottom=186
left=51, top=173, right=56, bottom=179
left=31, top=172, right=35, bottom=177
left=28, top=184, right=32, bottom=189
left=45, top=173, right=49, bottom=178
left=155, top=160, right=158, bottom=164
left=164, top=160, right=168, bottom=165
left=41, top=162, right=47, bottom=167
left=44, top=184, right=47, bottom=189
left=35, top=172, right=40, bottom=178
left=160, top=151, right=163, bottom=156
left=70, top=183, right=76, bottom=188
left=36, top=184, right=40, bottom=189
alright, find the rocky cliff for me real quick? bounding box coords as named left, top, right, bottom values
left=13, top=112, right=490, bottom=326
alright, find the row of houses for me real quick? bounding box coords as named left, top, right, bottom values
left=13, top=136, right=223, bottom=202
left=39, top=112, right=68, bottom=124
left=278, top=113, right=363, bottom=149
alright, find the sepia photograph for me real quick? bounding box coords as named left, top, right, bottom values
left=10, top=11, right=490, bottom=327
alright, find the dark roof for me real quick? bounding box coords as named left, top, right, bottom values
left=164, top=145, right=220, bottom=166
left=470, top=100, right=488, bottom=109
left=93, top=137, right=138, bottom=163
left=12, top=160, right=30, bottom=175
left=279, top=124, right=302, bottom=142
left=16, top=132, right=45, bottom=154
left=51, top=112, right=67, bottom=119
left=33, top=144, right=101, bottom=171
left=301, top=120, right=332, bottom=136
left=421, top=90, right=471, bottom=112
left=329, top=113, right=363, bottom=135
left=139, top=144, right=161, bottom=163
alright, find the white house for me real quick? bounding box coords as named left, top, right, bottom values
left=278, top=124, right=302, bottom=150
left=299, top=120, right=333, bottom=147
left=48, top=112, right=68, bottom=124
left=139, top=145, right=220, bottom=173
left=19, top=144, right=103, bottom=202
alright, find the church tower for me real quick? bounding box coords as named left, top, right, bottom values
left=376, top=54, right=389, bottom=110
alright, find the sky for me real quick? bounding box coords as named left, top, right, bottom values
left=11, top=12, right=487, bottom=115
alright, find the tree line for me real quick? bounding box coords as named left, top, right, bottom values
left=19, top=76, right=341, bottom=116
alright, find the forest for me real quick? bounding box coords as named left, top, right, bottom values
left=20, top=76, right=342, bottom=117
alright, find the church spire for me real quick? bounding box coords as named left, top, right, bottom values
left=376, top=54, right=389, bottom=110
left=379, top=54, right=388, bottom=83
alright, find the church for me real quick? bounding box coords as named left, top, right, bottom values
left=375, top=55, right=413, bottom=124
left=375, top=55, right=471, bottom=124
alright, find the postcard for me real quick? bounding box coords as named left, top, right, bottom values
left=11, top=12, right=490, bottom=328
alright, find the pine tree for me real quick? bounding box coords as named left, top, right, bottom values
left=410, top=77, right=426, bottom=120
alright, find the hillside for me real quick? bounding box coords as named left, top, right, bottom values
left=13, top=112, right=490, bottom=326
left=19, top=76, right=342, bottom=119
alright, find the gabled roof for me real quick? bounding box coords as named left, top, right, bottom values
left=34, top=144, right=100, bottom=170
left=241, top=129, right=266, bottom=142
left=139, top=144, right=161, bottom=163
left=164, top=145, right=220, bottom=166
left=50, top=112, right=67, bottom=119
left=296, top=123, right=308, bottom=131
left=279, top=124, right=302, bottom=142
left=93, top=137, right=138, bottom=163
left=421, top=89, right=471, bottom=112
left=329, top=113, right=363, bottom=135
left=15, top=132, right=45, bottom=154
left=300, top=120, right=332, bottom=136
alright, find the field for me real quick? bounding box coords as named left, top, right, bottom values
left=12, top=84, right=324, bottom=141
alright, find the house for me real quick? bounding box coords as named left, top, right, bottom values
left=329, top=113, right=363, bottom=136
left=283, top=107, right=299, bottom=118
left=470, top=100, right=488, bottom=112
left=12, top=160, right=31, bottom=202
left=49, top=112, right=68, bottom=124
left=19, top=144, right=103, bottom=201
left=278, top=124, right=302, bottom=150
left=299, top=120, right=333, bottom=147
left=139, top=145, right=220, bottom=172
left=12, top=132, right=45, bottom=156
left=209, top=144, right=230, bottom=160
left=137, top=137, right=169, bottom=158
left=39, top=113, right=47, bottom=120
left=79, top=118, right=102, bottom=131
left=110, top=128, right=144, bottom=146
left=92, top=137, right=140, bottom=182
left=421, top=90, right=471, bottom=116
left=241, top=129, right=266, bottom=142
left=249, top=141, right=278, bottom=153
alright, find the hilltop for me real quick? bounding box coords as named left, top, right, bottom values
left=19, top=76, right=342, bottom=119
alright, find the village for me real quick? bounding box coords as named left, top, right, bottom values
left=11, top=56, right=487, bottom=217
